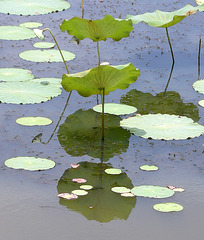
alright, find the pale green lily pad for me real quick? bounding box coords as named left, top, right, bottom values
left=0, top=82, right=61, bottom=104
left=198, top=100, right=204, bottom=107
left=140, top=165, right=158, bottom=171
left=16, top=117, right=52, bottom=126
left=127, top=4, right=197, bottom=28
left=131, top=185, right=174, bottom=198
left=0, top=0, right=71, bottom=15
left=153, top=203, right=183, bottom=212
left=31, top=78, right=61, bottom=87
left=111, top=187, right=130, bottom=193
left=193, top=79, right=204, bottom=94
left=72, top=190, right=88, bottom=196
left=0, top=26, right=36, bottom=40
left=80, top=185, right=93, bottom=190
left=19, top=50, right=75, bottom=62
left=5, top=157, right=55, bottom=171
left=0, top=68, right=34, bottom=82
left=33, top=42, right=55, bottom=49
left=195, top=0, right=204, bottom=5
left=93, top=103, right=137, bottom=115
left=105, top=168, right=122, bottom=175
left=19, top=22, right=43, bottom=28
left=120, top=114, right=204, bottom=140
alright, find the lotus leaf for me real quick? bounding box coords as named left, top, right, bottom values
left=0, top=0, right=71, bottom=15
left=19, top=22, right=43, bottom=28
left=33, top=42, right=55, bottom=49
left=111, top=187, right=130, bottom=194
left=153, top=203, right=183, bottom=212
left=105, top=168, right=122, bottom=175
left=0, top=82, right=61, bottom=104
left=72, top=190, right=88, bottom=196
left=198, top=100, right=204, bottom=107
left=5, top=157, right=55, bottom=171
left=196, top=0, right=204, bottom=5
left=0, top=68, right=34, bottom=82
left=16, top=117, right=52, bottom=126
left=0, top=26, right=36, bottom=40
left=193, top=79, right=204, bottom=94
left=131, top=185, right=174, bottom=198
left=140, top=165, right=158, bottom=171
left=31, top=78, right=61, bottom=87
left=19, top=49, right=75, bottom=62
left=60, top=15, right=133, bottom=42
left=80, top=185, right=93, bottom=190
left=93, top=103, right=137, bottom=115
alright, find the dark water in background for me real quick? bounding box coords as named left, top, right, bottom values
left=0, top=0, right=203, bottom=239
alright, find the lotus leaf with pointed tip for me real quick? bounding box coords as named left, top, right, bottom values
left=0, top=26, right=36, bottom=40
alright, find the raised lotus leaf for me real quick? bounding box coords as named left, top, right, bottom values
left=60, top=15, right=133, bottom=42
left=0, top=26, right=36, bottom=40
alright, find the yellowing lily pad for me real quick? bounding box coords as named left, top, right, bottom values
left=0, top=68, right=34, bottom=82
left=33, top=42, right=55, bottom=49
left=153, top=203, right=183, bottom=212
left=72, top=190, right=88, bottom=196
left=140, top=165, right=158, bottom=171
left=105, top=168, right=122, bottom=175
left=0, top=26, right=36, bottom=40
left=93, top=103, right=137, bottom=115
left=16, top=117, right=52, bottom=126
left=111, top=187, right=130, bottom=193
left=193, top=79, right=204, bottom=94
left=19, top=22, right=43, bottom=28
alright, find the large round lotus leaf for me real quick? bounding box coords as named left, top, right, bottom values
left=57, top=109, right=131, bottom=161
left=127, top=4, right=197, bottom=28
left=0, top=68, right=34, bottom=82
left=198, top=100, right=204, bottom=107
left=16, top=117, right=52, bottom=126
left=19, top=50, right=75, bottom=62
left=0, top=0, right=71, bottom=15
left=120, top=90, right=200, bottom=122
left=19, top=22, right=43, bottom=28
left=5, top=157, right=55, bottom=171
left=31, top=78, right=61, bottom=87
left=60, top=15, right=133, bottom=42
left=62, top=63, right=140, bottom=97
left=93, top=103, right=137, bottom=115
left=131, top=185, right=174, bottom=198
left=0, top=82, right=61, bottom=104
left=33, top=42, right=55, bottom=49
left=193, top=79, right=204, bottom=94
left=120, top=114, right=204, bottom=140
left=0, top=26, right=36, bottom=40
left=57, top=161, right=136, bottom=222
left=153, top=203, right=183, bottom=212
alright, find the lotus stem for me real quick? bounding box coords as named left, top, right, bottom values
left=101, top=88, right=105, bottom=141
left=165, top=27, right=175, bottom=63
left=82, top=0, right=84, bottom=18
left=97, top=41, right=101, bottom=67
left=198, top=35, right=201, bottom=80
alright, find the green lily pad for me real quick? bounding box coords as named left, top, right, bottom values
left=72, top=190, right=88, bottom=196
left=140, top=165, right=158, bottom=171
left=127, top=4, right=197, bottom=28
left=111, top=187, right=130, bottom=193
left=198, top=100, right=204, bottom=107
left=105, top=168, right=122, bottom=175
left=5, top=157, right=55, bottom=171
left=62, top=63, right=140, bottom=97
left=153, top=203, right=183, bottom=212
left=80, top=185, right=93, bottom=190
left=0, top=68, right=34, bottom=82
left=33, top=42, right=55, bottom=49
left=16, top=117, right=52, bottom=126
left=19, top=22, right=43, bottom=28
left=0, top=26, right=36, bottom=40
left=31, top=78, right=61, bottom=87
left=93, top=103, right=137, bottom=115
left=19, top=49, right=75, bottom=62
left=0, top=82, right=61, bottom=104
left=193, top=79, right=204, bottom=94
left=131, top=185, right=174, bottom=198
left=60, top=15, right=133, bottom=42
left=120, top=114, right=204, bottom=140
left=0, top=0, right=71, bottom=15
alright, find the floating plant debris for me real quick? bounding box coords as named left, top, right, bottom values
left=153, top=203, right=183, bottom=212
left=16, top=117, right=52, bottom=126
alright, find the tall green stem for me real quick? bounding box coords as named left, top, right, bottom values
left=198, top=35, right=201, bottom=80
left=82, top=0, right=84, bottom=18
left=97, top=41, right=101, bottom=67
left=165, top=27, right=175, bottom=64
left=101, top=88, right=105, bottom=141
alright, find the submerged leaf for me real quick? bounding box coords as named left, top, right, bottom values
left=16, top=117, right=52, bottom=126
left=153, top=203, right=183, bottom=212
left=93, top=103, right=137, bottom=115
left=0, top=26, right=36, bottom=40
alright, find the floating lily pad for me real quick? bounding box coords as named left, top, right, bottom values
left=33, top=42, right=55, bottom=49
left=0, top=68, right=34, bottom=82
left=19, top=50, right=75, bottom=62
left=19, top=22, right=43, bottom=28
left=131, top=185, right=174, bottom=198
left=193, top=79, right=204, bottom=94
left=0, top=26, right=36, bottom=40
left=31, top=77, right=61, bottom=87
left=93, top=103, right=137, bottom=115
left=80, top=185, right=93, bottom=190
left=0, top=0, right=71, bottom=15
left=198, top=100, right=204, bottom=107
left=57, top=193, right=78, bottom=200
left=105, top=168, right=122, bottom=175
left=72, top=190, right=88, bottom=196
left=140, top=165, right=158, bottom=171
left=120, top=114, right=204, bottom=140
left=0, top=82, right=61, bottom=104
left=5, top=157, right=55, bottom=171
left=153, top=203, right=183, bottom=212
left=16, top=117, right=52, bottom=126
left=111, top=187, right=130, bottom=194
left=195, top=0, right=204, bottom=5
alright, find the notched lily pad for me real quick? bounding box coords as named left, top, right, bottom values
left=93, top=103, right=137, bottom=115
left=153, top=203, right=183, bottom=212
left=16, top=117, right=52, bottom=126
left=0, top=68, right=34, bottom=82
left=0, top=26, right=36, bottom=40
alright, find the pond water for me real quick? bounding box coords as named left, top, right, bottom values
left=0, top=0, right=203, bottom=239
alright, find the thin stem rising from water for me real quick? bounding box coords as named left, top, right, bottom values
left=97, top=41, right=101, bottom=67
left=165, top=27, right=175, bottom=64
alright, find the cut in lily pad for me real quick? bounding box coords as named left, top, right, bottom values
left=31, top=78, right=61, bottom=87
left=0, top=0, right=71, bottom=15
left=5, top=157, right=55, bottom=171
left=153, top=203, right=183, bottom=212
left=72, top=178, right=87, bottom=183
left=0, top=68, right=34, bottom=82
left=19, top=22, right=43, bottom=28
left=60, top=15, right=133, bottom=42
left=33, top=42, right=55, bottom=49
left=111, top=187, right=130, bottom=194
left=193, top=79, right=204, bottom=94
left=120, top=114, right=204, bottom=140
left=105, top=168, right=122, bottom=175
left=131, top=185, right=174, bottom=198
left=0, top=82, right=61, bottom=104
left=0, top=26, right=36, bottom=40
left=57, top=193, right=78, bottom=200
left=140, top=165, right=158, bottom=171
left=72, top=190, right=88, bottom=196
left=198, top=100, right=204, bottom=107
left=16, top=117, right=52, bottom=126
left=93, top=103, right=137, bottom=115
left=19, top=50, right=75, bottom=62
left=80, top=185, right=93, bottom=190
